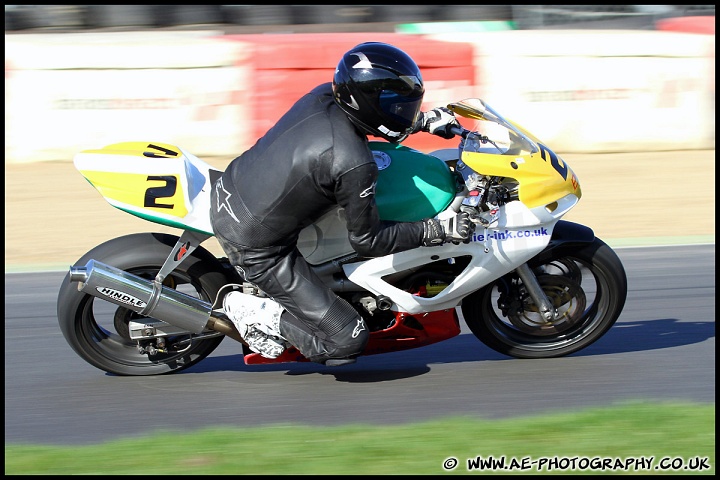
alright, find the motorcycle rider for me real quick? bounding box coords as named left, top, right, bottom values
left=210, top=42, right=473, bottom=366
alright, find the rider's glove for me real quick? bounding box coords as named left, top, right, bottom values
left=418, top=107, right=459, bottom=139
left=422, top=212, right=474, bottom=246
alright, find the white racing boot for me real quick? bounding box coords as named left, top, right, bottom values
left=223, top=291, right=287, bottom=359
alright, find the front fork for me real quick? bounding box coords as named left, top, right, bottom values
left=515, top=263, right=556, bottom=321
left=511, top=219, right=596, bottom=322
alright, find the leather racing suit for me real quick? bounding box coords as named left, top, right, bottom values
left=210, top=82, right=428, bottom=364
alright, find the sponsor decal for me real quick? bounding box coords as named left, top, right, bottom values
left=347, top=95, right=360, bottom=111
left=470, top=227, right=550, bottom=242
left=174, top=241, right=191, bottom=261
left=377, top=124, right=401, bottom=138
left=352, top=318, right=367, bottom=338
left=96, top=286, right=147, bottom=309
left=359, top=181, right=376, bottom=198
left=215, top=177, right=239, bottom=222
left=350, top=52, right=373, bottom=70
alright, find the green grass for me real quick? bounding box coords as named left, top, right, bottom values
left=5, top=401, right=714, bottom=475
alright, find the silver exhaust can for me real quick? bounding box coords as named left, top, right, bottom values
left=69, top=259, right=212, bottom=334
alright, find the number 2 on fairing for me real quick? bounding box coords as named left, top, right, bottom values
left=144, top=175, right=176, bottom=209
left=538, top=143, right=568, bottom=180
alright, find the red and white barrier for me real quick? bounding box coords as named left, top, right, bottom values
left=4, top=26, right=715, bottom=163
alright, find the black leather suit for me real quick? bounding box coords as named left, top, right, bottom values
left=210, top=82, right=426, bottom=364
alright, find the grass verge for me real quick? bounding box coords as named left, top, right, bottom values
left=5, top=401, right=714, bottom=475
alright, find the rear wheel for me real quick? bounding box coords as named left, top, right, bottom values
left=462, top=238, right=627, bottom=358
left=58, top=233, right=232, bottom=375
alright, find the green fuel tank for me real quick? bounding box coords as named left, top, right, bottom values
left=369, top=141, right=457, bottom=222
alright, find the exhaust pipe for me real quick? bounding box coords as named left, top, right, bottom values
left=69, top=259, right=242, bottom=342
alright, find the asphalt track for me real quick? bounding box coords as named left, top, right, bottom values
left=4, top=243, right=715, bottom=446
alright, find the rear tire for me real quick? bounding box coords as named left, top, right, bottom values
left=58, top=233, right=232, bottom=375
left=462, top=238, right=627, bottom=358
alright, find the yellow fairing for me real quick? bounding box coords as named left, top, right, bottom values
left=80, top=170, right=188, bottom=217
left=462, top=145, right=581, bottom=209
left=449, top=98, right=581, bottom=210
left=75, top=142, right=190, bottom=219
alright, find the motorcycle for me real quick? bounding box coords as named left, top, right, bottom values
left=57, top=98, right=628, bottom=376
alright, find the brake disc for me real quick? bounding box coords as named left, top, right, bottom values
left=507, top=275, right=586, bottom=335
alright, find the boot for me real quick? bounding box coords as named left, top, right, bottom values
left=223, top=291, right=287, bottom=359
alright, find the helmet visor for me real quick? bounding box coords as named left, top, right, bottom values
left=378, top=90, right=423, bottom=129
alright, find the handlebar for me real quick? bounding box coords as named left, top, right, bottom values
left=450, top=125, right=491, bottom=145
left=449, top=125, right=467, bottom=138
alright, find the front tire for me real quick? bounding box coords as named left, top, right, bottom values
left=58, top=233, right=232, bottom=375
left=462, top=237, right=627, bottom=358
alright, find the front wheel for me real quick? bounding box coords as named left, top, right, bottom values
left=58, top=233, right=233, bottom=375
left=462, top=237, right=627, bottom=358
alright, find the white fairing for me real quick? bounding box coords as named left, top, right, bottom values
left=173, top=147, right=217, bottom=234
left=343, top=200, right=562, bottom=314
left=295, top=190, right=579, bottom=314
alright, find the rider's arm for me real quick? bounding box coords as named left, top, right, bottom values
left=335, top=163, right=425, bottom=257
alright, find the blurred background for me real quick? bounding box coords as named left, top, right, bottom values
left=4, top=5, right=716, bottom=32
left=4, top=5, right=715, bottom=269
left=5, top=4, right=715, bottom=160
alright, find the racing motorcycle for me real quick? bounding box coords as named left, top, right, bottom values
left=57, top=98, right=628, bottom=376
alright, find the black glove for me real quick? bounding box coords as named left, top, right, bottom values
left=420, top=107, right=459, bottom=139
left=422, top=212, right=474, bottom=246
